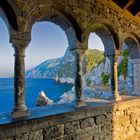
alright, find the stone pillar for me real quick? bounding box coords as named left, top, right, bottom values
left=131, top=59, right=140, bottom=96
left=108, top=52, right=121, bottom=101
left=74, top=49, right=86, bottom=107
left=11, top=32, right=30, bottom=118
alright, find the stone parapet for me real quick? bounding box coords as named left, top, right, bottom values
left=0, top=96, right=140, bottom=140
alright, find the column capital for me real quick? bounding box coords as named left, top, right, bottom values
left=70, top=40, right=88, bottom=50
left=72, top=48, right=87, bottom=61
left=75, top=48, right=86, bottom=55
left=11, top=31, right=31, bottom=49
left=107, top=51, right=120, bottom=66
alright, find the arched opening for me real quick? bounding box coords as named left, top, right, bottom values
left=119, top=37, right=140, bottom=96
left=25, top=18, right=76, bottom=108
left=85, top=32, right=105, bottom=73
left=83, top=28, right=116, bottom=100
left=0, top=17, right=14, bottom=113
left=0, top=1, right=18, bottom=31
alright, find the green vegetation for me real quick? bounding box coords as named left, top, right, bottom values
left=58, top=49, right=104, bottom=78
left=83, top=49, right=104, bottom=73
left=101, top=72, right=110, bottom=85
left=86, top=79, right=92, bottom=87
left=118, top=49, right=129, bottom=79
left=93, top=84, right=110, bottom=92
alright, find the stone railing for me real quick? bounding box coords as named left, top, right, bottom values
left=0, top=96, right=140, bottom=140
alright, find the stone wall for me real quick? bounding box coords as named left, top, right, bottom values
left=112, top=98, right=140, bottom=140
left=0, top=97, right=140, bottom=140
left=3, top=0, right=140, bottom=46
left=0, top=1, right=140, bottom=140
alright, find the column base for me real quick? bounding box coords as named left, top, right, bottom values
left=12, top=109, right=29, bottom=119
left=111, top=94, right=122, bottom=101
left=75, top=100, right=87, bottom=108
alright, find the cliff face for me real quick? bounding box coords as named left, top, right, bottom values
left=25, top=48, right=75, bottom=79
left=26, top=46, right=129, bottom=95
left=25, top=57, right=63, bottom=79
left=25, top=48, right=104, bottom=79
left=26, top=46, right=131, bottom=103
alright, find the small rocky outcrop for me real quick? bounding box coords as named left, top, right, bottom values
left=54, top=75, right=61, bottom=84
left=36, top=91, right=53, bottom=106
left=60, top=77, right=75, bottom=84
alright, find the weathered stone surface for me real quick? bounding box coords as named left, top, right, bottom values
left=80, top=117, right=95, bottom=129
left=15, top=130, right=43, bottom=140
left=1, top=139, right=13, bottom=140
left=105, top=112, right=112, bottom=122
left=0, top=98, right=140, bottom=140
left=43, top=125, right=64, bottom=139
left=1, top=1, right=140, bottom=140
left=64, top=121, right=80, bottom=135
left=62, top=127, right=97, bottom=140
left=95, top=114, right=106, bottom=125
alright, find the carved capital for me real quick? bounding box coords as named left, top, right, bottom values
left=11, top=31, right=31, bottom=50
left=11, top=30, right=31, bottom=42
left=107, top=50, right=120, bottom=64
left=70, top=40, right=88, bottom=51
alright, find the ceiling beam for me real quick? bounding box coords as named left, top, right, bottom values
left=123, top=1, right=134, bottom=10
left=136, top=11, right=140, bottom=17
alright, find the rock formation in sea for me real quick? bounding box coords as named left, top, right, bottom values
left=36, top=91, right=53, bottom=106
left=54, top=75, right=61, bottom=84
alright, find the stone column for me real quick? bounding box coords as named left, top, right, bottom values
left=74, top=49, right=86, bottom=107
left=108, top=52, right=121, bottom=101
left=11, top=32, right=30, bottom=118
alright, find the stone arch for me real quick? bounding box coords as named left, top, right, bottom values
left=85, top=22, right=122, bottom=100
left=86, top=23, right=119, bottom=56
left=123, top=33, right=140, bottom=59
left=83, top=17, right=120, bottom=49
left=0, top=0, right=18, bottom=31
left=0, top=8, right=9, bottom=32
left=23, top=7, right=82, bottom=50
left=122, top=33, right=140, bottom=96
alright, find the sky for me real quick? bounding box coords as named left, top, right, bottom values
left=0, top=18, right=104, bottom=78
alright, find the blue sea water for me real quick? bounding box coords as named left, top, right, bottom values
left=0, top=78, right=73, bottom=113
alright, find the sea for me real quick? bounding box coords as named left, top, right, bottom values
left=0, top=78, right=73, bottom=113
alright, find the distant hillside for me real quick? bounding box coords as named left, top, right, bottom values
left=25, top=48, right=104, bottom=79
left=83, top=49, right=104, bottom=73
